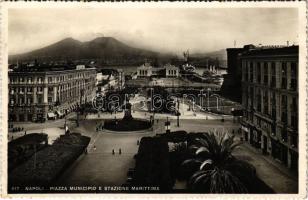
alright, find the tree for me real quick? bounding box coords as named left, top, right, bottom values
left=181, top=132, right=256, bottom=193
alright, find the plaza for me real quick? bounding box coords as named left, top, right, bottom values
left=10, top=103, right=298, bottom=193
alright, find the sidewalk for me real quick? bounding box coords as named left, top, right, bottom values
left=233, top=142, right=298, bottom=193
left=242, top=142, right=297, bottom=181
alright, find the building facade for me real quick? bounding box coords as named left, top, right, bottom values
left=240, top=46, right=298, bottom=172
left=8, top=66, right=96, bottom=122
left=165, top=64, right=179, bottom=77
left=137, top=63, right=179, bottom=78
left=221, top=45, right=255, bottom=103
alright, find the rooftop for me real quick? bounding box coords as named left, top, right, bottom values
left=9, top=63, right=96, bottom=73
left=240, top=45, right=298, bottom=57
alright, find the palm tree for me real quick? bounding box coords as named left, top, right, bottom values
left=181, top=131, right=256, bottom=193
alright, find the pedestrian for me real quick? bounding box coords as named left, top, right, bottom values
left=93, top=145, right=97, bottom=151
left=112, top=149, right=115, bottom=155
left=137, top=140, right=139, bottom=145
left=84, top=148, right=88, bottom=154
left=119, top=148, right=122, bottom=155
left=24, top=131, right=27, bottom=135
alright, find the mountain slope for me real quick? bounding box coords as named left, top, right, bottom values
left=9, top=37, right=161, bottom=62
left=191, top=49, right=227, bottom=61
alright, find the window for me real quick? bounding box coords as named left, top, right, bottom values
left=291, top=135, right=298, bottom=148
left=37, top=77, right=43, bottom=83
left=249, top=87, right=254, bottom=110
left=270, top=62, right=276, bottom=88
left=48, top=87, right=53, bottom=93
left=291, top=97, right=298, bottom=130
left=256, top=89, right=261, bottom=112
left=245, top=61, right=249, bottom=81
left=281, top=128, right=288, bottom=142
left=263, top=91, right=269, bottom=115
left=271, top=92, right=276, bottom=120
left=281, top=95, right=288, bottom=124
left=37, top=96, right=42, bottom=104
left=263, top=62, right=268, bottom=85
left=10, top=98, right=15, bottom=105
left=249, top=62, right=254, bottom=82
left=10, top=88, right=15, bottom=94
left=290, top=62, right=297, bottom=91
left=257, top=63, right=261, bottom=83
left=281, top=62, right=287, bottom=89
left=27, top=77, right=32, bottom=83
left=27, top=97, right=32, bottom=105
left=271, top=124, right=276, bottom=136
left=19, top=97, right=24, bottom=105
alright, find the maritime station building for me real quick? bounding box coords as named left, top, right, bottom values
left=137, top=63, right=179, bottom=78
left=8, top=65, right=96, bottom=122
left=240, top=45, right=298, bottom=172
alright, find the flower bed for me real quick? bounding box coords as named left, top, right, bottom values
left=8, top=132, right=90, bottom=192
left=8, top=133, right=48, bottom=172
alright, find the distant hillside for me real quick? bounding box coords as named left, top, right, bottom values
left=191, top=49, right=227, bottom=61
left=9, top=37, right=168, bottom=65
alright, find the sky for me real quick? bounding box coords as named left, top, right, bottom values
left=8, top=7, right=298, bottom=55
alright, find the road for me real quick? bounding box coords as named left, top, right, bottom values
left=10, top=111, right=298, bottom=193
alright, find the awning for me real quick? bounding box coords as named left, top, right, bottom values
left=47, top=112, right=56, bottom=118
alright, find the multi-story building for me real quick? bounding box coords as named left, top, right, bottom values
left=8, top=65, right=96, bottom=122
left=221, top=45, right=255, bottom=103
left=240, top=45, right=298, bottom=172
left=137, top=63, right=179, bottom=78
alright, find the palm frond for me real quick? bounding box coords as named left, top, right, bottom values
left=181, top=159, right=202, bottom=166
left=200, top=159, right=213, bottom=170
left=195, top=146, right=210, bottom=155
